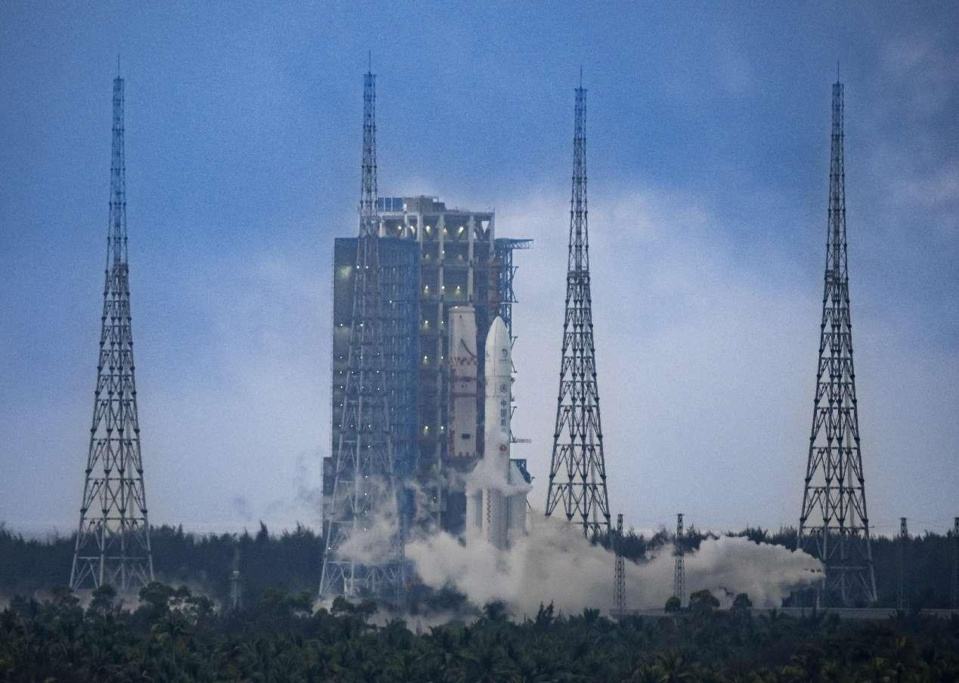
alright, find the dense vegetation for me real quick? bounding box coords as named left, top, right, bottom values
left=3, top=522, right=956, bottom=609
left=3, top=582, right=959, bottom=682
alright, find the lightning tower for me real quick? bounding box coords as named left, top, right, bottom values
left=545, top=78, right=611, bottom=537
left=952, top=517, right=958, bottom=609
left=70, top=69, right=155, bottom=592
left=230, top=542, right=243, bottom=611
left=319, top=66, right=405, bottom=602
left=613, top=513, right=626, bottom=614
left=673, top=513, right=686, bottom=608
left=798, top=80, right=878, bottom=607
left=897, top=517, right=908, bottom=611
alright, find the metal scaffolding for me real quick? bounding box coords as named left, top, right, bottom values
left=71, top=70, right=154, bottom=592
left=798, top=80, right=878, bottom=607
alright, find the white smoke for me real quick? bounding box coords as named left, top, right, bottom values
left=464, top=452, right=533, bottom=498
left=407, top=513, right=822, bottom=616
left=332, top=512, right=400, bottom=566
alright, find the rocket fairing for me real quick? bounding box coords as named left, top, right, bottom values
left=465, top=316, right=529, bottom=549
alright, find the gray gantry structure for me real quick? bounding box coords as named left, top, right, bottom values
left=545, top=80, right=611, bottom=537
left=495, top=237, right=533, bottom=448
left=71, top=70, right=155, bottom=592
left=319, top=67, right=406, bottom=603
left=798, top=80, right=878, bottom=607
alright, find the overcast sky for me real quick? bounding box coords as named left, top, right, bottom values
left=1, top=2, right=957, bottom=539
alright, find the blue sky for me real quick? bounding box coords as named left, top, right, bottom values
left=1, top=2, right=956, bottom=538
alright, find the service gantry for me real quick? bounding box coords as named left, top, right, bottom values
left=71, top=68, right=155, bottom=592
left=545, top=79, right=611, bottom=537
left=798, top=80, right=878, bottom=607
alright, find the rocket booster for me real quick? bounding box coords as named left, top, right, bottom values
left=484, top=316, right=512, bottom=468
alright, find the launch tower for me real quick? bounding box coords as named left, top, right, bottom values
left=545, top=79, right=611, bottom=537
left=798, top=80, right=878, bottom=606
left=70, top=70, right=155, bottom=592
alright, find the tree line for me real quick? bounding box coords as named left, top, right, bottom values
left=1, top=522, right=956, bottom=609
left=3, top=580, right=959, bottom=681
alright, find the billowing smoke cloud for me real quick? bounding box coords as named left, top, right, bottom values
left=408, top=513, right=821, bottom=616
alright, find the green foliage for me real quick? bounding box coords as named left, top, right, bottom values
left=732, top=592, right=753, bottom=611
left=665, top=595, right=682, bottom=612
left=2, top=581, right=958, bottom=681
left=689, top=589, right=720, bottom=614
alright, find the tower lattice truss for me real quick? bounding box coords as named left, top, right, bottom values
left=320, top=70, right=405, bottom=602
left=545, top=84, right=611, bottom=537
left=798, top=81, right=877, bottom=607
left=71, top=74, right=154, bottom=592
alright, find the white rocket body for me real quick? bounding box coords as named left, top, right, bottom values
left=466, top=316, right=528, bottom=549
left=448, top=306, right=478, bottom=459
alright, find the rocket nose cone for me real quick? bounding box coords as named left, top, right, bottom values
left=485, top=316, right=511, bottom=377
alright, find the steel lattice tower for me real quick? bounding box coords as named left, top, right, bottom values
left=798, top=80, right=878, bottom=607
left=673, top=513, right=686, bottom=607
left=70, top=71, right=154, bottom=592
left=613, top=513, right=626, bottom=614
left=897, top=517, right=908, bottom=611
left=319, top=67, right=405, bottom=603
left=545, top=81, right=611, bottom=537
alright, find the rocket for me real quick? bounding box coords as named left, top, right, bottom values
left=466, top=316, right=528, bottom=549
